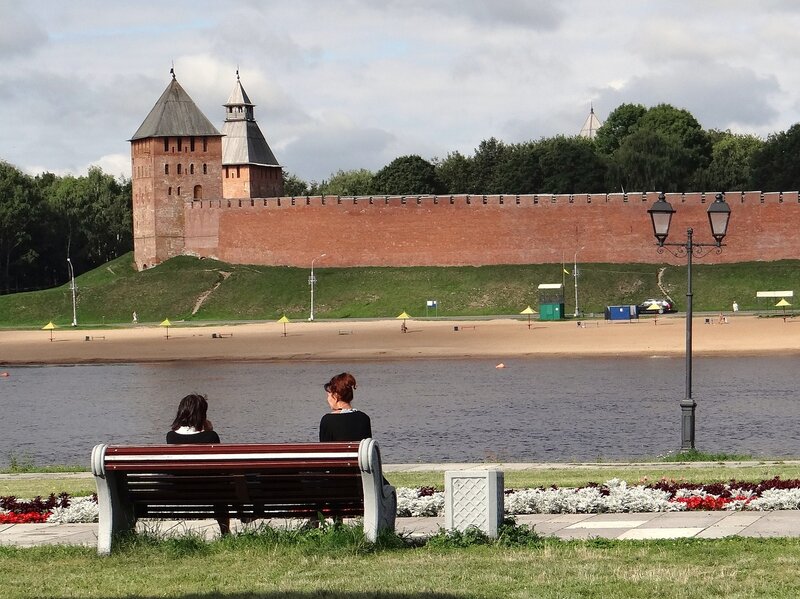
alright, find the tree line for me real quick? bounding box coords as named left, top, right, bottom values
left=3, top=101, right=800, bottom=293
left=284, top=102, right=800, bottom=198
left=0, top=164, right=131, bottom=294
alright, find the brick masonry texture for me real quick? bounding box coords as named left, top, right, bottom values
left=173, top=191, right=800, bottom=268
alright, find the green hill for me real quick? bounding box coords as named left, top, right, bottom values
left=0, top=252, right=797, bottom=327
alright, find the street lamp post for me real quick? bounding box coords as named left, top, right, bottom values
left=67, top=257, right=77, bottom=327
left=573, top=246, right=585, bottom=318
left=647, top=192, right=731, bottom=451
left=309, top=253, right=327, bottom=321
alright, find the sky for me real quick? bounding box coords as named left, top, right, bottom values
left=2, top=0, right=800, bottom=183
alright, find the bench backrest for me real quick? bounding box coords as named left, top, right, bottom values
left=91, top=439, right=397, bottom=553
left=93, top=442, right=364, bottom=519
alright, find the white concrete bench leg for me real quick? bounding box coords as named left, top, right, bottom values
left=359, top=438, right=396, bottom=542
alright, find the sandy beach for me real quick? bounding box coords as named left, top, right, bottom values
left=0, top=314, right=797, bottom=365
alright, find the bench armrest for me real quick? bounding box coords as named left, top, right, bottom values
left=358, top=438, right=396, bottom=541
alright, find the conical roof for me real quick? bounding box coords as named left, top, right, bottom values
left=130, top=72, right=222, bottom=140
left=224, top=73, right=254, bottom=107
left=221, top=72, right=280, bottom=167
left=579, top=106, right=603, bottom=139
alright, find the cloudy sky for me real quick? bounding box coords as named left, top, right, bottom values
left=1, top=0, right=799, bottom=183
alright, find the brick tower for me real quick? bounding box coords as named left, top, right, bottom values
left=221, top=71, right=283, bottom=199
left=129, top=69, right=224, bottom=270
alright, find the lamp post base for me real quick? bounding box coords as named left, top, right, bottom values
left=680, top=398, right=696, bottom=452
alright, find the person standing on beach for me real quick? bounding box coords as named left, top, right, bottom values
left=319, top=372, right=372, bottom=442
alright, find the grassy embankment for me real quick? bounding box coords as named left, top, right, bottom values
left=1, top=253, right=798, bottom=327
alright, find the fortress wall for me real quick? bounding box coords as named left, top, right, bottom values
left=179, top=192, right=800, bottom=267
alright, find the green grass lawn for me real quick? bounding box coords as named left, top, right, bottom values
left=1, top=533, right=799, bottom=598
left=1, top=253, right=799, bottom=326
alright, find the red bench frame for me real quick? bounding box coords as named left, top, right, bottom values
left=91, top=439, right=396, bottom=554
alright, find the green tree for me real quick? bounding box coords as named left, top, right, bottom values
left=594, top=103, right=647, bottom=156
left=319, top=169, right=375, bottom=196
left=0, top=162, right=44, bottom=293
left=434, top=151, right=472, bottom=194
left=372, top=155, right=443, bottom=195
left=537, top=136, right=607, bottom=193
left=750, top=123, right=800, bottom=190
left=282, top=171, right=310, bottom=196
left=637, top=104, right=712, bottom=185
left=469, top=137, right=508, bottom=193
left=607, top=129, right=687, bottom=192
left=695, top=132, right=764, bottom=191
left=492, top=142, right=542, bottom=194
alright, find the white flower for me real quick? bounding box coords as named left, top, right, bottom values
left=47, top=496, right=99, bottom=524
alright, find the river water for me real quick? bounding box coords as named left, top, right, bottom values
left=0, top=356, right=797, bottom=467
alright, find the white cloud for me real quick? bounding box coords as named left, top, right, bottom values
left=2, top=1, right=800, bottom=181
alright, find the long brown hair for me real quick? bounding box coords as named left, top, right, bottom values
left=171, top=394, right=209, bottom=431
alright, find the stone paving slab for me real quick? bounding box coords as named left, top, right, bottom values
left=4, top=512, right=800, bottom=549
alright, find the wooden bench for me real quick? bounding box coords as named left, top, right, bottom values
left=90, top=438, right=396, bottom=555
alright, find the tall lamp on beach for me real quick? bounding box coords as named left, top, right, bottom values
left=309, top=253, right=327, bottom=321
left=647, top=192, right=731, bottom=451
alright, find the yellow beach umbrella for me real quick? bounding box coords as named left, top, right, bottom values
left=776, top=298, right=791, bottom=318
left=160, top=318, right=172, bottom=339
left=42, top=321, right=56, bottom=342
left=277, top=314, right=290, bottom=337
left=396, top=311, right=411, bottom=332
left=520, top=306, right=537, bottom=329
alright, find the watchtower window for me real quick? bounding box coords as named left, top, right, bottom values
left=164, top=164, right=169, bottom=175
left=163, top=138, right=169, bottom=152
left=203, top=137, right=208, bottom=152
left=203, top=163, right=207, bottom=174
left=236, top=166, right=241, bottom=178
left=177, top=164, right=182, bottom=175
left=168, top=187, right=172, bottom=195
left=193, top=185, right=202, bottom=199
left=177, top=138, right=182, bottom=152
left=190, top=138, right=195, bottom=152
left=190, top=164, right=194, bottom=174
left=177, top=186, right=181, bottom=196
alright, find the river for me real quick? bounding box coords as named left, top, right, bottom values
left=0, top=356, right=797, bottom=467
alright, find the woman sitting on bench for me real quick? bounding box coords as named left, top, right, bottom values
left=319, top=373, right=372, bottom=442
left=166, top=394, right=229, bottom=534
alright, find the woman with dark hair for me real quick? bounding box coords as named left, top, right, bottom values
left=319, top=372, right=372, bottom=442
left=166, top=393, right=228, bottom=534
left=166, top=393, right=220, bottom=444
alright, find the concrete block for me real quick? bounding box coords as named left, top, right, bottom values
left=444, top=469, right=503, bottom=538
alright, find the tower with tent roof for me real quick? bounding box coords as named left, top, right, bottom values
left=129, top=69, right=224, bottom=270
left=221, top=70, right=283, bottom=199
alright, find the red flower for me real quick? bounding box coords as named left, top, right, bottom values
left=0, top=511, right=51, bottom=524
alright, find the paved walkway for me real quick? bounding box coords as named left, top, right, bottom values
left=3, top=464, right=800, bottom=548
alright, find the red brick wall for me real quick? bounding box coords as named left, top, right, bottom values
left=133, top=135, right=223, bottom=269
left=181, top=191, right=800, bottom=267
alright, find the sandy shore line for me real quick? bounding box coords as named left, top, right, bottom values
left=0, top=314, right=797, bottom=365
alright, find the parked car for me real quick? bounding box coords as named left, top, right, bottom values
left=637, top=298, right=677, bottom=315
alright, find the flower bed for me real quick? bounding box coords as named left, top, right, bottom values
left=397, top=477, right=800, bottom=517
left=5, top=477, right=800, bottom=524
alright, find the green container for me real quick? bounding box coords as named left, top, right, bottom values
left=539, top=303, right=564, bottom=321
